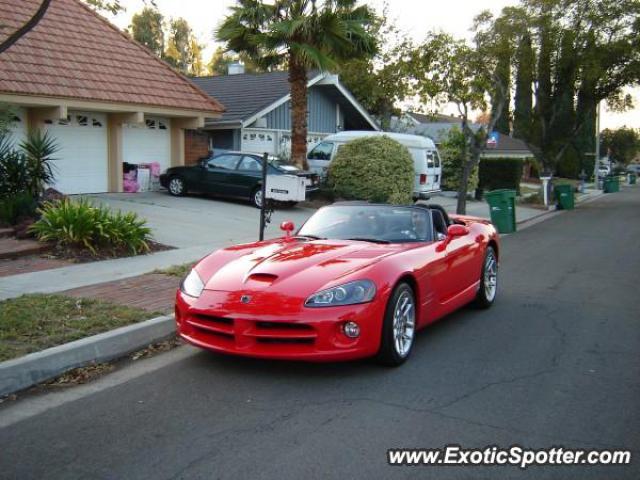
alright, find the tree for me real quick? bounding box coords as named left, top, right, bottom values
left=129, top=7, right=165, bottom=57
left=165, top=18, right=190, bottom=73
left=601, top=127, right=640, bottom=165
left=412, top=32, right=506, bottom=214
left=513, top=32, right=534, bottom=142
left=339, top=7, right=413, bottom=129
left=84, top=0, right=125, bottom=15
left=217, top=0, right=377, bottom=169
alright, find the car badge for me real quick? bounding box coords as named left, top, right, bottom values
left=240, top=295, right=251, bottom=304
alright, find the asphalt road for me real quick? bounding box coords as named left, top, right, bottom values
left=1, top=189, right=639, bottom=480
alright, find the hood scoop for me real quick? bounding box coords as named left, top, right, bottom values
left=244, top=273, right=278, bottom=285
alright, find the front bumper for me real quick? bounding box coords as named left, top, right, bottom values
left=175, top=289, right=385, bottom=361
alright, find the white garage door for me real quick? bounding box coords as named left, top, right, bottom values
left=6, top=107, right=27, bottom=147
left=241, top=128, right=277, bottom=155
left=44, top=112, right=108, bottom=194
left=123, top=117, right=171, bottom=174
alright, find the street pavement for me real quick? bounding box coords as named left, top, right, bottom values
left=1, top=188, right=638, bottom=480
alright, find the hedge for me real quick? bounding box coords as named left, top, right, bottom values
left=328, top=135, right=414, bottom=204
left=478, top=158, right=524, bottom=194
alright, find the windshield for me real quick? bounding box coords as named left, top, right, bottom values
left=298, top=205, right=433, bottom=243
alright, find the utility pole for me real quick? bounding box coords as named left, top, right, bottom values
left=593, top=101, right=601, bottom=189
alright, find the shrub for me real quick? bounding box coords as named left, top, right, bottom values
left=478, top=158, right=524, bottom=193
left=439, top=128, right=478, bottom=192
left=328, top=136, right=414, bottom=204
left=30, top=199, right=152, bottom=255
left=0, top=192, right=37, bottom=225
left=0, top=130, right=59, bottom=199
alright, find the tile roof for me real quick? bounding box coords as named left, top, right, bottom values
left=191, top=71, right=294, bottom=124
left=0, top=0, right=224, bottom=114
left=408, top=111, right=463, bottom=124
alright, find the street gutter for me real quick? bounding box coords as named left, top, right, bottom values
left=0, top=314, right=175, bottom=397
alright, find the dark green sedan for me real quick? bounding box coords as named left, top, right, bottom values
left=160, top=152, right=319, bottom=208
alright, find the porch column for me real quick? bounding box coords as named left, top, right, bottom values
left=172, top=117, right=205, bottom=167
left=107, top=112, right=144, bottom=193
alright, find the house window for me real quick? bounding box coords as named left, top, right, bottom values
left=92, top=118, right=103, bottom=127
left=44, top=119, right=53, bottom=125
left=145, top=119, right=157, bottom=129
left=58, top=116, right=71, bottom=126
left=76, top=115, right=88, bottom=126
left=158, top=121, right=167, bottom=130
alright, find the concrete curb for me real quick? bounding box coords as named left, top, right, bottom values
left=0, top=314, right=175, bottom=397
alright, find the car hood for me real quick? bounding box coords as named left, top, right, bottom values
left=200, top=239, right=406, bottom=295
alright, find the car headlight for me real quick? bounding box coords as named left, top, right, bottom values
left=180, top=269, right=204, bottom=298
left=305, top=280, right=376, bottom=307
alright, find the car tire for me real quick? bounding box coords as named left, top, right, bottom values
left=168, top=176, right=187, bottom=197
left=251, top=187, right=263, bottom=209
left=474, top=246, right=498, bottom=309
left=376, top=282, right=416, bottom=367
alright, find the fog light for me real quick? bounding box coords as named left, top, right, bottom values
left=343, top=321, right=360, bottom=338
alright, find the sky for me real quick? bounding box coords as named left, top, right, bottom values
left=109, top=0, right=638, bottom=130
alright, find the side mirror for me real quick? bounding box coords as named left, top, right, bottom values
left=280, top=221, right=295, bottom=239
left=447, top=224, right=469, bottom=238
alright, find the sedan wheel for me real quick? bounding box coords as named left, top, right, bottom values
left=474, top=246, right=498, bottom=308
left=252, top=188, right=263, bottom=209
left=168, top=177, right=186, bottom=196
left=377, top=282, right=416, bottom=366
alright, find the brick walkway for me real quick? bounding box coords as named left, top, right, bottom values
left=0, top=255, right=73, bottom=278
left=62, top=273, right=180, bottom=313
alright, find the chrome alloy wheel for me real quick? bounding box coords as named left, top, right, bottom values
left=484, top=249, right=498, bottom=302
left=169, top=177, right=184, bottom=195
left=392, top=290, right=415, bottom=358
left=254, top=189, right=263, bottom=208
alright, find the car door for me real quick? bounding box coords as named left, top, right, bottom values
left=229, top=155, right=263, bottom=197
left=203, top=154, right=242, bottom=195
left=440, top=215, right=479, bottom=302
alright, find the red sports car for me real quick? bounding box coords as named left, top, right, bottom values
left=175, top=203, right=499, bottom=366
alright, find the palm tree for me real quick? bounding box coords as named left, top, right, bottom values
left=217, top=0, right=377, bottom=169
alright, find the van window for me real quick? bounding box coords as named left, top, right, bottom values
left=308, top=142, right=334, bottom=160
left=426, top=151, right=435, bottom=169
left=433, top=151, right=441, bottom=168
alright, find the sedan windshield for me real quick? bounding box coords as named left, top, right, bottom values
left=298, top=205, right=433, bottom=243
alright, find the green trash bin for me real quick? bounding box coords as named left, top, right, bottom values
left=611, top=176, right=620, bottom=192
left=485, top=189, right=516, bottom=233
left=603, top=176, right=616, bottom=193
left=554, top=184, right=574, bottom=210
left=630, top=173, right=637, bottom=185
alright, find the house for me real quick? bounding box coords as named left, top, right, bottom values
left=392, top=111, right=534, bottom=160
left=187, top=68, right=379, bottom=163
left=0, top=0, right=224, bottom=194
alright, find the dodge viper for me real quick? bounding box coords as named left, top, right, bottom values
left=175, top=203, right=499, bottom=366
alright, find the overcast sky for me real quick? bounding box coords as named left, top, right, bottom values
left=109, top=0, right=637, bottom=129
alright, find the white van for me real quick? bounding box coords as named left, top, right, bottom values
left=307, top=131, right=442, bottom=199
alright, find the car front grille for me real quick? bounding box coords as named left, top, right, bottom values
left=186, top=313, right=318, bottom=348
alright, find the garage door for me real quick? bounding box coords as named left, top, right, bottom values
left=123, top=117, right=171, bottom=174
left=6, top=107, right=27, bottom=146
left=44, top=112, right=108, bottom=194
left=241, top=129, right=277, bottom=155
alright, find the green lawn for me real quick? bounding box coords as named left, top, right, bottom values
left=0, top=294, right=161, bottom=361
left=153, top=262, right=192, bottom=278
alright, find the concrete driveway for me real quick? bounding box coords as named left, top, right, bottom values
left=85, top=192, right=316, bottom=249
